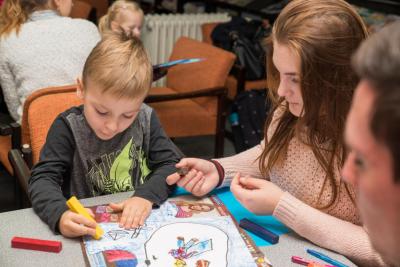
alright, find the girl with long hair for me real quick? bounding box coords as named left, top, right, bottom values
left=166, top=0, right=385, bottom=265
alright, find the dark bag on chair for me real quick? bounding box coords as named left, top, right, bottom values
left=229, top=89, right=271, bottom=153
left=230, top=31, right=265, bottom=81
left=211, top=16, right=271, bottom=81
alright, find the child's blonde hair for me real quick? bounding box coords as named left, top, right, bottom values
left=82, top=31, right=152, bottom=99
left=98, top=0, right=143, bottom=35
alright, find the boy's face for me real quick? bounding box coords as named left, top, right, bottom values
left=78, top=79, right=144, bottom=140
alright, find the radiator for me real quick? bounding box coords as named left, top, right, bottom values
left=142, top=13, right=231, bottom=86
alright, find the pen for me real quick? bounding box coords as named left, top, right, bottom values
left=66, top=196, right=104, bottom=240
left=307, top=249, right=349, bottom=267
left=291, top=256, right=335, bottom=267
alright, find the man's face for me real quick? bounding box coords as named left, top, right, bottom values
left=343, top=80, right=400, bottom=265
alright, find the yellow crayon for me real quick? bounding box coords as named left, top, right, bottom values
left=66, top=196, right=104, bottom=240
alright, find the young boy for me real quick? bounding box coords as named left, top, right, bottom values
left=28, top=32, right=182, bottom=238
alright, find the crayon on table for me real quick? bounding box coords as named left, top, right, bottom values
left=11, top=236, right=62, bottom=253
left=291, top=256, right=335, bottom=267
left=66, top=196, right=104, bottom=240
left=239, top=218, right=279, bottom=244
left=307, top=249, right=349, bottom=267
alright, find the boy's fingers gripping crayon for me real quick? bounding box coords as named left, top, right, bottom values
left=66, top=196, right=104, bottom=240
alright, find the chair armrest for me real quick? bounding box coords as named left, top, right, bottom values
left=0, top=122, right=13, bottom=136
left=145, top=86, right=227, bottom=103
left=9, top=149, right=31, bottom=197
left=0, top=113, right=21, bottom=149
left=0, top=112, right=15, bottom=136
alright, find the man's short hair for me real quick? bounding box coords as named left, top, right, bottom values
left=352, top=21, right=400, bottom=182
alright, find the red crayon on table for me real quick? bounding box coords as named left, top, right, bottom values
left=291, top=256, right=335, bottom=267
left=11, top=236, right=62, bottom=253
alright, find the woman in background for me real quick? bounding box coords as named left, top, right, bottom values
left=0, top=0, right=100, bottom=121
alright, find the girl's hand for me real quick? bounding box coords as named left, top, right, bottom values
left=230, top=173, right=284, bottom=215
left=166, top=158, right=219, bottom=197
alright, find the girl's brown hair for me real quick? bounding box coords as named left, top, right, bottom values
left=98, top=0, right=143, bottom=35
left=82, top=31, right=152, bottom=99
left=259, top=0, right=368, bottom=208
left=0, top=0, right=48, bottom=37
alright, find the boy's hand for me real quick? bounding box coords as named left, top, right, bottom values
left=166, top=158, right=219, bottom=197
left=230, top=173, right=284, bottom=215
left=59, top=209, right=97, bottom=238
left=109, top=197, right=152, bottom=229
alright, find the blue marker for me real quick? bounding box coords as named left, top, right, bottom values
left=154, top=58, right=204, bottom=68
left=307, top=249, right=349, bottom=267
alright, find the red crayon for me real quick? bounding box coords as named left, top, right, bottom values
left=11, top=236, right=62, bottom=253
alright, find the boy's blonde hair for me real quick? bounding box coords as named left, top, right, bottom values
left=82, top=31, right=152, bottom=99
left=98, top=0, right=143, bottom=35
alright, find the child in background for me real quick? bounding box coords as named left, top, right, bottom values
left=99, top=1, right=168, bottom=82
left=98, top=0, right=143, bottom=38
left=28, top=32, right=182, bottom=238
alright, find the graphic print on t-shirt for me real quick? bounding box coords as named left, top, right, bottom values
left=86, top=138, right=151, bottom=196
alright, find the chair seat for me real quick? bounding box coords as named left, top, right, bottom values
left=148, top=87, right=217, bottom=137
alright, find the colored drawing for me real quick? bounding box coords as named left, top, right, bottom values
left=170, top=200, right=214, bottom=218
left=83, top=195, right=272, bottom=267
left=84, top=217, right=256, bottom=267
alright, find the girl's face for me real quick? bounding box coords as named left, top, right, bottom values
left=272, top=41, right=303, bottom=117
left=112, top=9, right=144, bottom=38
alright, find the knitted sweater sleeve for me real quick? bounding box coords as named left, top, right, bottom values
left=274, top=192, right=386, bottom=266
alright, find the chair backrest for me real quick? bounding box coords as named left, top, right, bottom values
left=166, top=37, right=236, bottom=111
left=21, top=85, right=82, bottom=164
left=70, top=0, right=92, bottom=19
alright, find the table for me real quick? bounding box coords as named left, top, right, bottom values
left=0, top=191, right=356, bottom=267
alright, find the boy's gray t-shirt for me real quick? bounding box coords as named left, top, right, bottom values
left=29, top=104, right=182, bottom=232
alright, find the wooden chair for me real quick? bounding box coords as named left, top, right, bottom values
left=70, top=0, right=108, bottom=22
left=146, top=37, right=236, bottom=158
left=201, top=22, right=267, bottom=100
left=70, top=0, right=92, bottom=20
left=8, top=85, right=82, bottom=206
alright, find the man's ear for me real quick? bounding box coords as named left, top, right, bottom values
left=76, top=78, right=84, bottom=99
